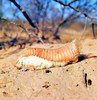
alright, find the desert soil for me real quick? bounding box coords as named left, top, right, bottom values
left=0, top=38, right=97, bottom=100
left=0, top=22, right=97, bottom=100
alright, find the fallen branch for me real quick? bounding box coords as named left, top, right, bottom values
left=82, top=70, right=87, bottom=87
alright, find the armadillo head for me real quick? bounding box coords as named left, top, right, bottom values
left=14, top=56, right=26, bottom=69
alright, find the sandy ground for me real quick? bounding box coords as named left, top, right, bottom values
left=0, top=38, right=97, bottom=100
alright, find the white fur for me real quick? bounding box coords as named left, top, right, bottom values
left=16, top=56, right=68, bottom=70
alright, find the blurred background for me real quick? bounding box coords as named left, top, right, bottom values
left=1, top=0, right=97, bottom=22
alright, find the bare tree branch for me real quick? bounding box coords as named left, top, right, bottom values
left=9, top=0, right=39, bottom=32
left=91, top=23, right=95, bottom=38
left=67, top=0, right=78, bottom=5
left=53, top=0, right=97, bottom=38
left=54, top=0, right=93, bottom=20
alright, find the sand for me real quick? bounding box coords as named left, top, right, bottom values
left=0, top=38, right=97, bottom=100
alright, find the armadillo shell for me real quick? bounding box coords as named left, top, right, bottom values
left=15, top=40, right=80, bottom=70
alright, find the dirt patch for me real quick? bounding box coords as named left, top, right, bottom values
left=0, top=38, right=97, bottom=100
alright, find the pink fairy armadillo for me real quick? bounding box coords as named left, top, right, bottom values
left=14, top=40, right=80, bottom=70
